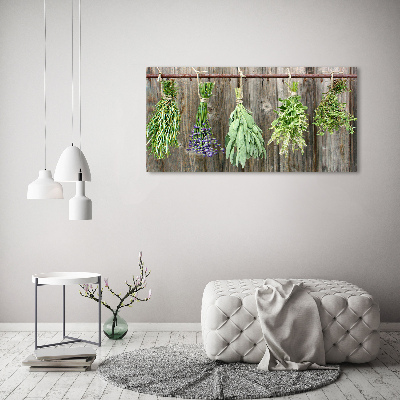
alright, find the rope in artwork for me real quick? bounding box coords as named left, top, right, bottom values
left=146, top=72, right=357, bottom=79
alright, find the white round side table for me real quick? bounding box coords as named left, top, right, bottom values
left=32, top=272, right=102, bottom=349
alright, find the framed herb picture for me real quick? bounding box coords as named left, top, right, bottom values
left=146, top=67, right=357, bottom=172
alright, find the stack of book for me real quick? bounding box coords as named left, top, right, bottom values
left=22, top=347, right=96, bottom=372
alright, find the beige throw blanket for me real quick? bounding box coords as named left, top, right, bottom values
left=256, top=279, right=335, bottom=371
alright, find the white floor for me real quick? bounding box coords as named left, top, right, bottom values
left=0, top=330, right=399, bottom=400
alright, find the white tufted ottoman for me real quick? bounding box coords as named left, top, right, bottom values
left=201, top=279, right=380, bottom=364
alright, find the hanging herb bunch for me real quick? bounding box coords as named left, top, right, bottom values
left=268, top=79, right=308, bottom=158
left=225, top=77, right=266, bottom=168
left=314, top=77, right=356, bottom=135
left=146, top=78, right=181, bottom=159
left=187, top=75, right=223, bottom=157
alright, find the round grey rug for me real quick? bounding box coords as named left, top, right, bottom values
left=98, top=344, right=340, bottom=399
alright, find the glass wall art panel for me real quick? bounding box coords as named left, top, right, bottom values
left=146, top=67, right=357, bottom=172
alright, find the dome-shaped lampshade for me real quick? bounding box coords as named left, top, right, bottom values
left=54, top=145, right=91, bottom=182
left=27, top=170, right=64, bottom=199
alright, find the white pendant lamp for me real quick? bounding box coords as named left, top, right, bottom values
left=69, top=172, right=92, bottom=220
left=27, top=170, right=63, bottom=199
left=54, top=145, right=91, bottom=182
left=54, top=0, right=92, bottom=219
left=27, top=0, right=63, bottom=200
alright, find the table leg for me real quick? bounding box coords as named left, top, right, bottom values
left=63, top=285, right=66, bottom=338
left=35, top=278, right=38, bottom=350
left=98, top=276, right=102, bottom=347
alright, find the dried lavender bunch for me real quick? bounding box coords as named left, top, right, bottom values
left=146, top=80, right=180, bottom=159
left=187, top=82, right=224, bottom=157
left=314, top=78, right=356, bottom=135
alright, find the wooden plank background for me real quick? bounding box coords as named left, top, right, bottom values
left=146, top=67, right=357, bottom=172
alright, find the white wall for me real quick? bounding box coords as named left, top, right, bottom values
left=1, top=0, right=399, bottom=323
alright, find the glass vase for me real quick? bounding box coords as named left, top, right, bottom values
left=103, top=312, right=128, bottom=340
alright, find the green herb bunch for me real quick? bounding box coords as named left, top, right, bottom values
left=225, top=88, right=266, bottom=168
left=146, top=80, right=181, bottom=159
left=187, top=82, right=223, bottom=156
left=268, top=82, right=308, bottom=158
left=314, top=78, right=356, bottom=135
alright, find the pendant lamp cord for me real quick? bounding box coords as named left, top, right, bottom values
left=79, top=0, right=84, bottom=173
left=79, top=0, right=82, bottom=153
left=71, top=0, right=74, bottom=146
left=44, top=0, right=47, bottom=170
